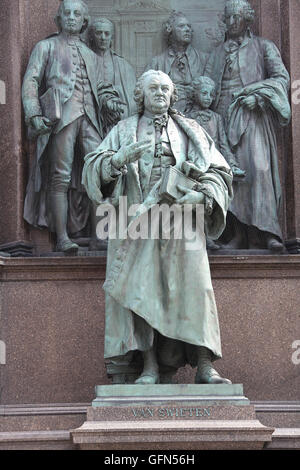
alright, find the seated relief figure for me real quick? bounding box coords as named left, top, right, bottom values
left=187, top=75, right=245, bottom=250
left=145, top=11, right=207, bottom=114
left=22, top=0, right=122, bottom=253
left=88, top=17, right=137, bottom=129
left=204, top=0, right=291, bottom=252
left=82, top=70, right=233, bottom=385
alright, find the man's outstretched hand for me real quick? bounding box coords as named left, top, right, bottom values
left=111, top=139, right=152, bottom=169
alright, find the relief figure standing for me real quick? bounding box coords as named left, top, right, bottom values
left=22, top=0, right=121, bottom=252
left=204, top=0, right=291, bottom=252
left=145, top=11, right=207, bottom=114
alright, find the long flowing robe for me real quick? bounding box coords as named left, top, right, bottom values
left=82, top=113, right=232, bottom=368
left=110, top=51, right=137, bottom=118
left=227, top=79, right=290, bottom=237
left=204, top=32, right=291, bottom=239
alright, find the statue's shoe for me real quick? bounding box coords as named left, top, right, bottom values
left=206, top=239, right=220, bottom=251
left=56, top=239, right=79, bottom=253
left=195, top=367, right=232, bottom=385
left=267, top=238, right=284, bottom=253
left=135, top=371, right=160, bottom=385
left=89, top=238, right=108, bottom=251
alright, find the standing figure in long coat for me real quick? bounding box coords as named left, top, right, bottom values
left=22, top=0, right=121, bottom=252
left=145, top=11, right=207, bottom=113
left=88, top=17, right=137, bottom=126
left=204, top=0, right=291, bottom=252
left=82, top=70, right=233, bottom=385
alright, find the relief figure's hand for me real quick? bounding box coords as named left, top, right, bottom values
left=241, top=95, right=257, bottom=110
left=106, top=98, right=126, bottom=114
left=30, top=116, right=53, bottom=135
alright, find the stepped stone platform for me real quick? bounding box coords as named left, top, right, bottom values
left=71, top=384, right=274, bottom=450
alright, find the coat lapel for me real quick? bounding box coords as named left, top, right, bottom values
left=120, top=115, right=144, bottom=203
left=167, top=117, right=187, bottom=169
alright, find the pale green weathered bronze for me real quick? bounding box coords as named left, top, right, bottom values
left=204, top=0, right=291, bottom=252
left=145, top=11, right=207, bottom=113
left=82, top=69, right=233, bottom=386
left=88, top=17, right=137, bottom=123
left=22, top=0, right=122, bottom=253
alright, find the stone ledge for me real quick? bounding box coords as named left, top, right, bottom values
left=1, top=401, right=299, bottom=416
left=253, top=401, right=300, bottom=412
left=0, top=254, right=300, bottom=281
left=71, top=419, right=274, bottom=450
left=0, top=426, right=298, bottom=450
left=92, top=384, right=250, bottom=408
left=265, top=428, right=300, bottom=450
left=0, top=403, right=89, bottom=416
left=0, top=256, right=107, bottom=281
left=0, top=430, right=70, bottom=442
left=0, top=430, right=75, bottom=450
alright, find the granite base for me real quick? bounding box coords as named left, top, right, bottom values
left=71, top=384, right=274, bottom=450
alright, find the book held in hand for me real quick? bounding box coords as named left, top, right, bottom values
left=39, top=87, right=62, bottom=123
left=159, top=166, right=199, bottom=202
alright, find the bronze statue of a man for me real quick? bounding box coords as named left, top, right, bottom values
left=88, top=18, right=137, bottom=123
left=82, top=70, right=233, bottom=385
left=205, top=0, right=291, bottom=252
left=145, top=11, right=207, bottom=113
left=22, top=0, right=121, bottom=253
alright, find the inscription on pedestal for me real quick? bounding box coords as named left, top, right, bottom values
left=131, top=406, right=211, bottom=419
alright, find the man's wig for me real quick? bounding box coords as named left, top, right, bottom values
left=225, top=0, right=255, bottom=25
left=134, top=70, right=178, bottom=114
left=163, top=10, right=192, bottom=44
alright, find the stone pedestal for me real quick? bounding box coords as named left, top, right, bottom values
left=71, top=384, right=274, bottom=450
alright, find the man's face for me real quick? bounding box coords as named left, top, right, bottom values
left=171, top=16, right=192, bottom=46
left=143, top=74, right=173, bottom=115
left=93, top=22, right=113, bottom=52
left=194, top=85, right=214, bottom=109
left=60, top=1, right=85, bottom=35
left=225, top=5, right=248, bottom=38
